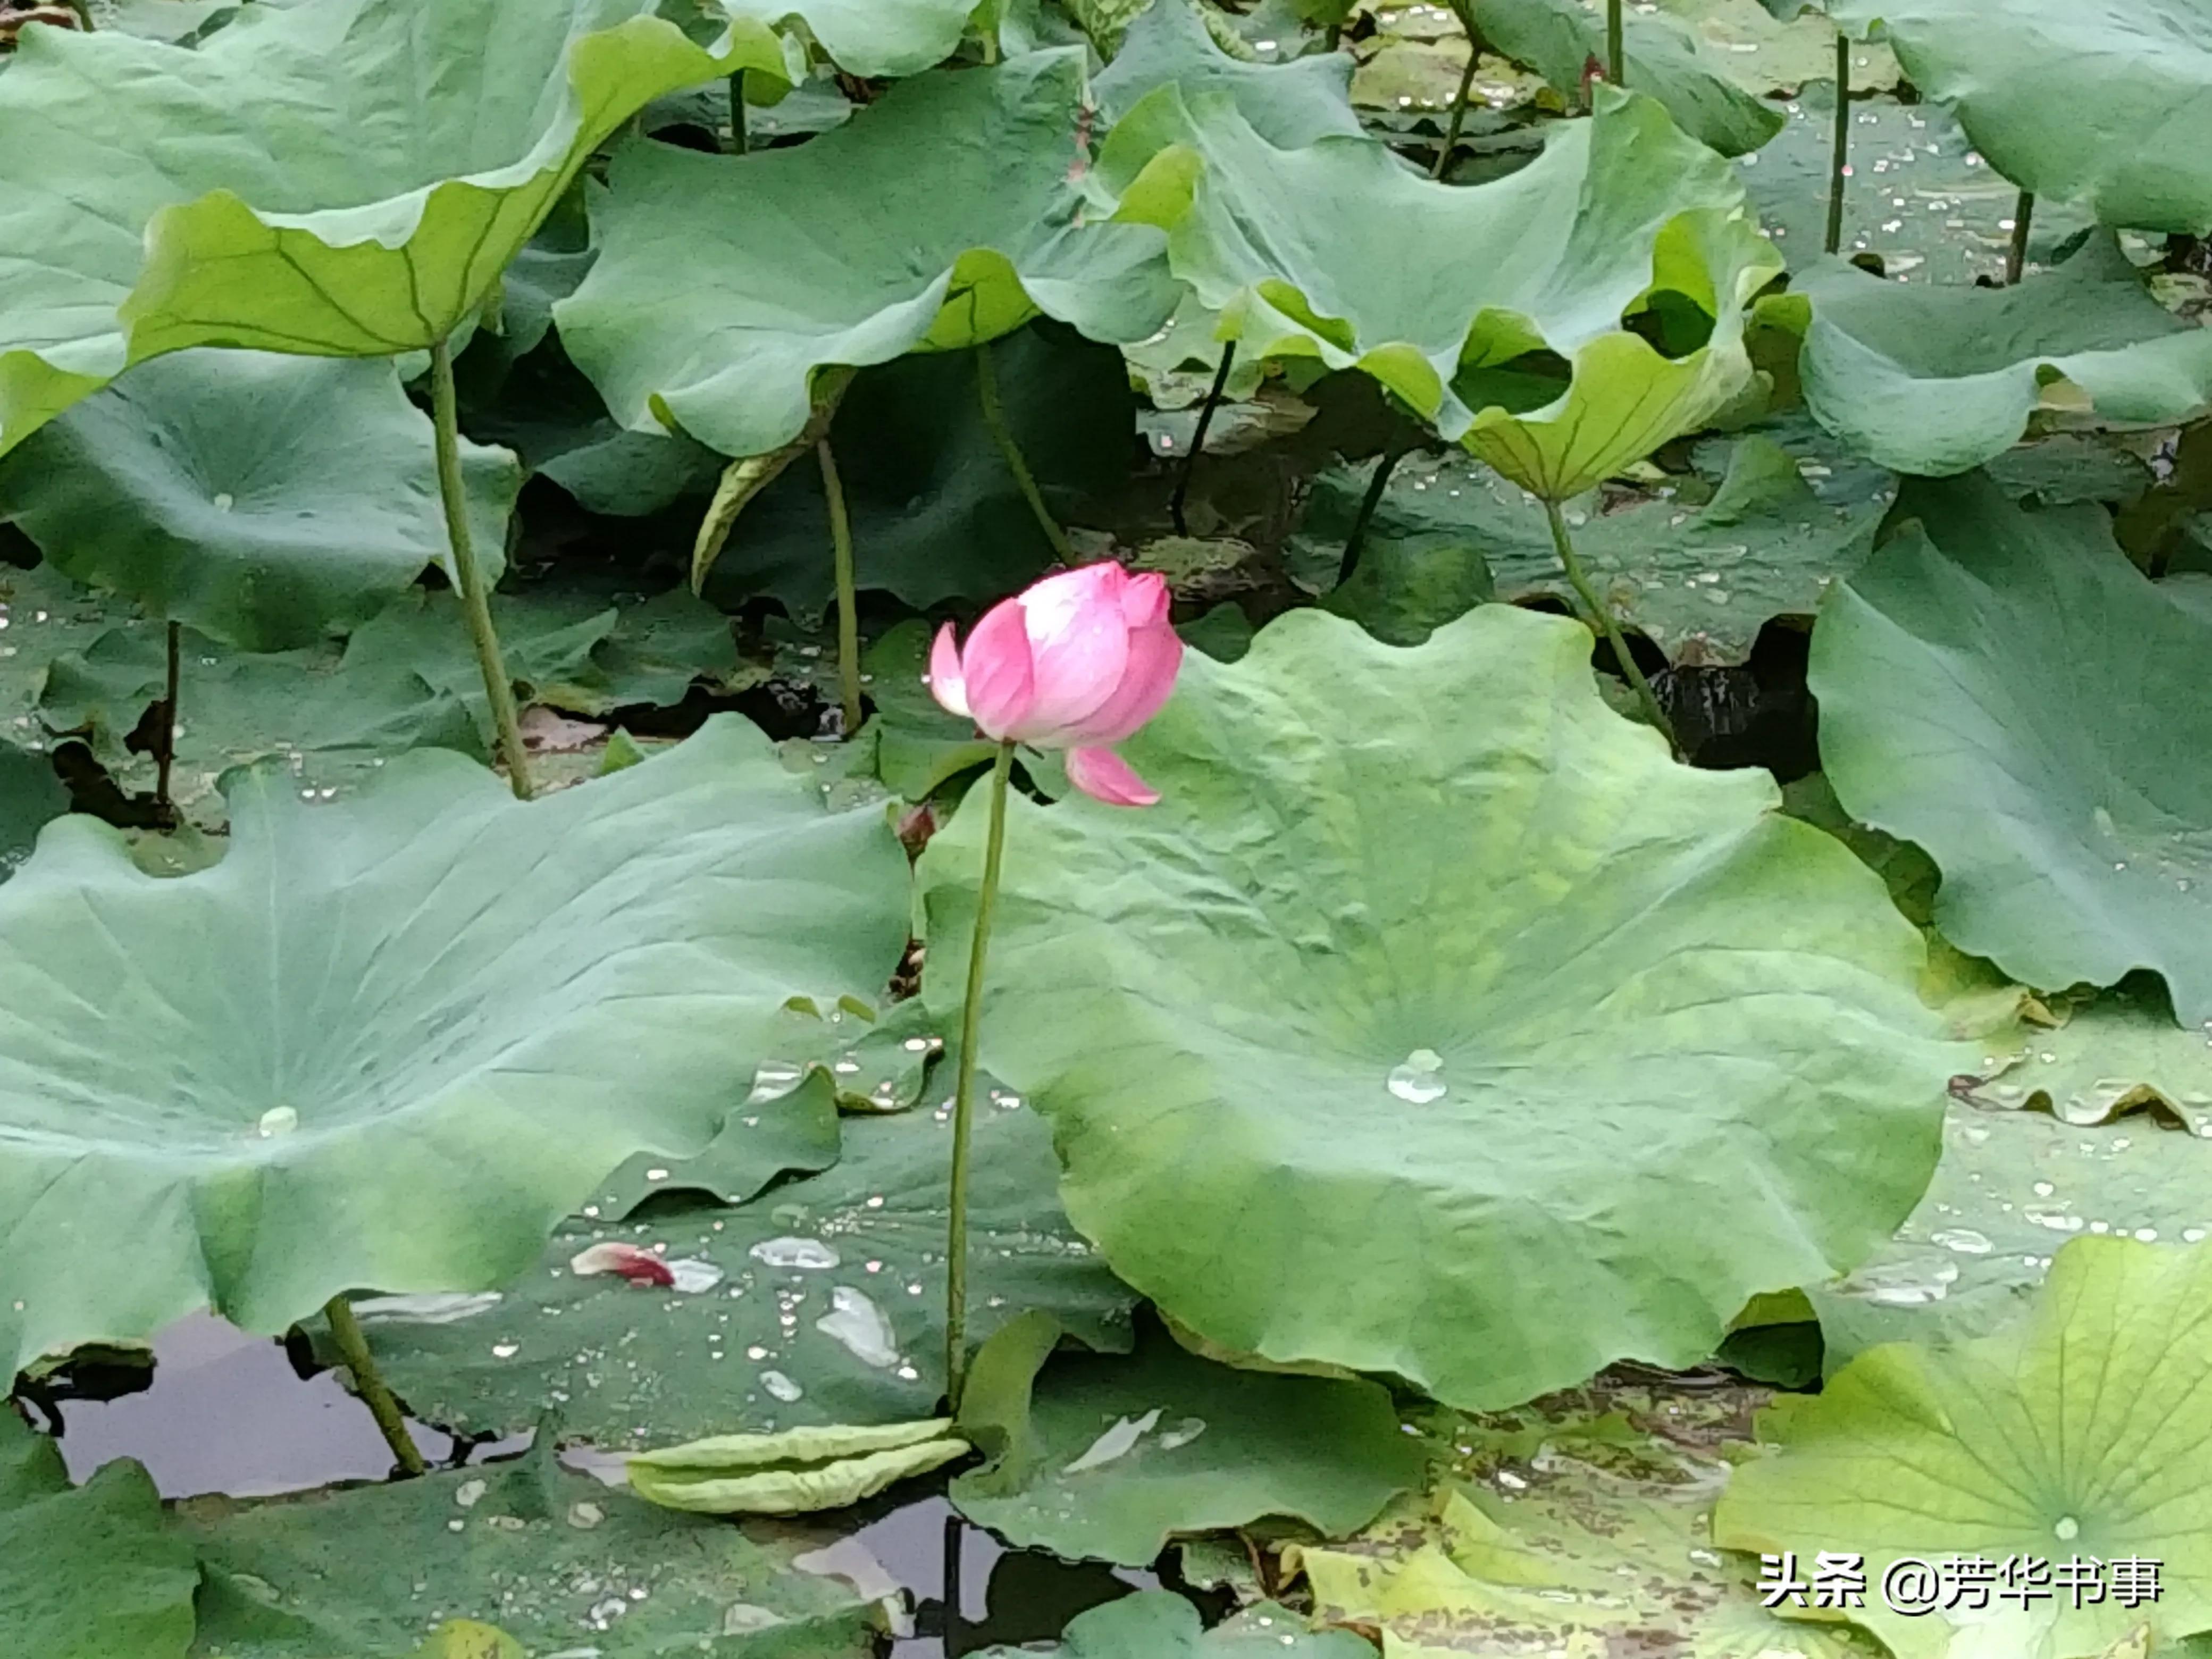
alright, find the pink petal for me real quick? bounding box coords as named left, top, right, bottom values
left=926, top=621, right=969, bottom=719
left=1018, top=581, right=1132, bottom=742
left=1118, top=571, right=1171, bottom=627
left=569, top=1242, right=676, bottom=1288
left=960, top=597, right=1038, bottom=739
left=1065, top=608, right=1183, bottom=745
left=1066, top=745, right=1161, bottom=807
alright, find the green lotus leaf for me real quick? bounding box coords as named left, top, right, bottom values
left=1971, top=988, right=2212, bottom=1137
left=181, top=1438, right=876, bottom=1658
left=1093, top=0, right=1362, bottom=148
left=1828, top=0, right=2212, bottom=234
left=918, top=605, right=1955, bottom=1410
left=631, top=1417, right=970, bottom=1515
left=0, top=1419, right=196, bottom=1659
left=556, top=52, right=1179, bottom=461
left=1809, top=474, right=2212, bottom=1023
left=1795, top=237, right=2212, bottom=476
left=0, top=351, right=520, bottom=651
left=949, top=1315, right=1425, bottom=1566
left=1304, top=1385, right=1878, bottom=1659
left=977, top=1593, right=1373, bottom=1659
left=331, top=1102, right=1135, bottom=1447
left=1736, top=88, right=2094, bottom=287
left=1295, top=433, right=1892, bottom=664
left=1717, top=1235, right=2212, bottom=1659
left=1096, top=82, right=1782, bottom=499
left=1647, top=0, right=1899, bottom=98
left=0, top=715, right=909, bottom=1376
left=1473, top=0, right=1783, bottom=155
left=1808, top=1092, right=2212, bottom=1369
left=0, top=745, right=65, bottom=882
left=713, top=0, right=981, bottom=79
left=0, top=562, right=135, bottom=735
left=0, top=0, right=767, bottom=454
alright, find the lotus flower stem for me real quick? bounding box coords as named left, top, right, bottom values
left=1825, top=29, right=1849, bottom=254
left=1606, top=0, right=1623, bottom=85
left=429, top=337, right=533, bottom=800
left=2005, top=191, right=2034, bottom=284
left=324, top=1293, right=428, bottom=1478
left=1338, top=428, right=1415, bottom=586
left=944, top=738, right=1016, bottom=1409
left=727, top=70, right=748, bottom=155
left=153, top=619, right=180, bottom=820
left=1169, top=342, right=1237, bottom=535
left=974, top=341, right=1073, bottom=563
left=1543, top=498, right=1677, bottom=752
left=1432, top=28, right=1482, bottom=180
left=817, top=438, right=864, bottom=736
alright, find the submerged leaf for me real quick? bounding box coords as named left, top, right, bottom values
left=919, top=605, right=1956, bottom=1410
left=976, top=1593, right=1373, bottom=1658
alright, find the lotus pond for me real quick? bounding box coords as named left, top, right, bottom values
left=4, top=0, right=2212, bottom=1653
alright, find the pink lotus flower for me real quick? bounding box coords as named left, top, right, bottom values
left=927, top=563, right=1183, bottom=806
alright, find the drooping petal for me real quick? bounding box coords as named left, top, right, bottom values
left=960, top=596, right=1038, bottom=739
left=1066, top=745, right=1161, bottom=807
left=926, top=621, right=970, bottom=720
left=1063, top=604, right=1183, bottom=745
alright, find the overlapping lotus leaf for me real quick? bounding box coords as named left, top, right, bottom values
left=1808, top=1093, right=2212, bottom=1368
left=918, top=605, right=1955, bottom=1409
left=0, top=745, right=65, bottom=883
left=1095, top=83, right=1783, bottom=499
left=1967, top=987, right=2212, bottom=1137
left=1473, top=0, right=1783, bottom=155
left=555, top=51, right=1180, bottom=460
left=1829, top=0, right=2212, bottom=234
left=1794, top=237, right=2212, bottom=476
left=0, top=0, right=763, bottom=455
left=1719, top=1236, right=2212, bottom=1659
left=0, top=351, right=521, bottom=651
left=1811, top=474, right=2212, bottom=1023
left=332, top=1102, right=1135, bottom=1447
left=182, top=1439, right=876, bottom=1657
left=713, top=0, right=980, bottom=80
left=1093, top=0, right=1362, bottom=148
left=0, top=716, right=909, bottom=1376
left=977, top=1594, right=1372, bottom=1659
left=0, top=1418, right=196, bottom=1659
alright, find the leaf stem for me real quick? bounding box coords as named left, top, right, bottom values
left=430, top=337, right=532, bottom=800
left=154, top=619, right=180, bottom=822
left=1433, top=6, right=1482, bottom=180
left=2005, top=190, right=2035, bottom=284
left=727, top=70, right=747, bottom=155
left=1606, top=0, right=1623, bottom=85
left=975, top=341, right=1071, bottom=563
left=1168, top=342, right=1236, bottom=535
left=1825, top=29, right=1849, bottom=255
left=1338, top=429, right=1414, bottom=586
left=945, top=738, right=1016, bottom=1410
left=324, top=1294, right=428, bottom=1478
left=1543, top=497, right=1675, bottom=752
left=817, top=437, right=864, bottom=738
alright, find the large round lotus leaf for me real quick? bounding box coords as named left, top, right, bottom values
left=0, top=0, right=766, bottom=454
left=1093, top=0, right=1362, bottom=148
left=713, top=0, right=981, bottom=78
left=182, top=1440, right=875, bottom=1658
left=0, top=351, right=521, bottom=652
left=1095, top=83, right=1782, bottom=500
left=950, top=1316, right=1425, bottom=1567
left=1808, top=1090, right=2212, bottom=1370
left=332, top=1101, right=1135, bottom=1448
left=0, top=715, right=910, bottom=1376
left=1718, top=1235, right=2212, bottom=1659
left=556, top=51, right=1179, bottom=462
left=1794, top=237, right=2212, bottom=476
left=1305, top=1382, right=1879, bottom=1658
left=1810, top=474, right=2212, bottom=1023
left=1829, top=0, right=2212, bottom=234
left=1473, top=0, right=1783, bottom=155
left=977, top=1594, right=1372, bottom=1659
left=918, top=605, right=1956, bottom=1410
left=0, top=1420, right=196, bottom=1659
left=1292, top=433, right=1893, bottom=665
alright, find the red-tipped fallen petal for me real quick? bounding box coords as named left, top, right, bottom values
left=569, top=1242, right=675, bottom=1288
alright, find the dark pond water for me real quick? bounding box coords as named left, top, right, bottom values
left=42, top=1312, right=1166, bottom=1655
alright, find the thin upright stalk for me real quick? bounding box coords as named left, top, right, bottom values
left=1338, top=430, right=1414, bottom=586
left=1825, top=29, right=1849, bottom=254
left=974, top=341, right=1072, bottom=562
left=1431, top=31, right=1481, bottom=179
left=324, top=1294, right=428, bottom=1477
left=817, top=438, right=863, bottom=737
left=429, top=338, right=532, bottom=800
left=154, top=619, right=180, bottom=819
left=1606, top=0, right=1623, bottom=85
left=1544, top=498, right=1676, bottom=752
left=1168, top=342, right=1236, bottom=535
left=944, top=739, right=1016, bottom=1410
left=2005, top=190, right=2035, bottom=284
left=727, top=70, right=748, bottom=154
